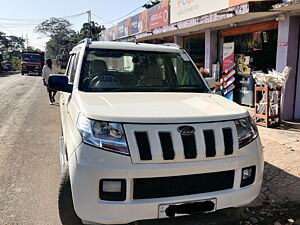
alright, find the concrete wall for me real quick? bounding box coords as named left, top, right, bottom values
left=276, top=16, right=300, bottom=120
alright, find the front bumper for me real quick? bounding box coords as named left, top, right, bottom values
left=69, top=139, right=263, bottom=224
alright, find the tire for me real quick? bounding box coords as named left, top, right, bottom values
left=58, top=166, right=83, bottom=225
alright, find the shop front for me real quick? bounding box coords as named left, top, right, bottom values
left=184, top=33, right=205, bottom=69
left=219, top=21, right=279, bottom=106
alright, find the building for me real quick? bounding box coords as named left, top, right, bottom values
left=100, top=0, right=300, bottom=121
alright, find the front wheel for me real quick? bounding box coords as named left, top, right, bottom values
left=58, top=166, right=83, bottom=225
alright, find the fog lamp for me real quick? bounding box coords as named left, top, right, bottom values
left=103, top=180, right=122, bottom=192
left=241, top=166, right=256, bottom=187
left=100, top=179, right=126, bottom=201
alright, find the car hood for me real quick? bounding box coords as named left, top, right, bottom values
left=74, top=92, right=249, bottom=123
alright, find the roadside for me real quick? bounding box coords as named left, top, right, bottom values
left=241, top=125, right=300, bottom=225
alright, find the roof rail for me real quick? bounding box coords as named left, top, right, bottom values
left=78, top=38, right=92, bottom=45
left=161, top=43, right=181, bottom=48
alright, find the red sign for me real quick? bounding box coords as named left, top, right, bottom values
left=148, top=6, right=169, bottom=30
left=222, top=42, right=235, bottom=73
left=278, top=42, right=288, bottom=47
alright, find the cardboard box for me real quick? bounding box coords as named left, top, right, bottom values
left=242, top=65, right=251, bottom=75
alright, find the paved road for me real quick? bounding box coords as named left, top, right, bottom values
left=0, top=72, right=239, bottom=225
left=0, top=72, right=61, bottom=225
left=1, top=72, right=298, bottom=225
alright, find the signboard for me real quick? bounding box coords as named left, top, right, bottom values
left=147, top=0, right=169, bottom=30
left=118, top=20, right=126, bottom=38
left=114, top=25, right=118, bottom=40
left=148, top=6, right=169, bottom=30
left=131, top=14, right=140, bottom=35
left=229, top=0, right=275, bottom=7
left=170, top=0, right=228, bottom=24
left=131, top=11, right=148, bottom=35
left=222, top=42, right=235, bottom=73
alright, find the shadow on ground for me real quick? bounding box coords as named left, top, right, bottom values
left=0, top=71, right=20, bottom=78
left=130, top=162, right=300, bottom=225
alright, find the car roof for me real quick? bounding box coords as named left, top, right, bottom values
left=74, top=41, right=183, bottom=53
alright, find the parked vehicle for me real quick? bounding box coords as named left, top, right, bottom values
left=49, top=39, right=264, bottom=225
left=21, top=51, right=44, bottom=75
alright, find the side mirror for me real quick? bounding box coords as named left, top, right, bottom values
left=205, top=77, right=216, bottom=90
left=48, top=74, right=73, bottom=93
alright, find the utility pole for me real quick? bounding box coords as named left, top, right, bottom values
left=87, top=10, right=92, bottom=38
left=26, top=34, right=29, bottom=50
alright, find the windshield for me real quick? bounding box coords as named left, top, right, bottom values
left=22, top=54, right=41, bottom=62
left=79, top=49, right=209, bottom=93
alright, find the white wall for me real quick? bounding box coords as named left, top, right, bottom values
left=170, top=0, right=229, bottom=23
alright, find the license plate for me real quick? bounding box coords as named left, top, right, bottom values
left=158, top=199, right=217, bottom=218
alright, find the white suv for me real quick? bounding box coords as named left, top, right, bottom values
left=49, top=39, right=263, bottom=225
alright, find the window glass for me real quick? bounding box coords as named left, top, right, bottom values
left=69, top=53, right=80, bottom=83
left=66, top=55, right=74, bottom=78
left=79, top=49, right=209, bottom=93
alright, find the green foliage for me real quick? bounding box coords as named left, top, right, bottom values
left=35, top=17, right=75, bottom=59
left=0, top=31, right=25, bottom=62
left=79, top=22, right=105, bottom=41
left=143, top=0, right=161, bottom=9
left=12, top=56, right=21, bottom=71
left=35, top=17, right=105, bottom=65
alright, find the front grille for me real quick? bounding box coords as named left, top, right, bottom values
left=135, top=132, right=152, bottom=160
left=203, top=130, right=216, bottom=157
left=223, top=128, right=234, bottom=155
left=126, top=122, right=238, bottom=164
left=182, top=134, right=197, bottom=159
left=159, top=132, right=175, bottom=160
left=133, top=170, right=235, bottom=199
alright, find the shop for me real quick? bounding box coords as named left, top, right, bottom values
left=184, top=33, right=205, bottom=69
left=219, top=21, right=279, bottom=106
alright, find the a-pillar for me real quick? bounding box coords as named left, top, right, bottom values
left=205, top=29, right=218, bottom=73
left=276, top=16, right=300, bottom=120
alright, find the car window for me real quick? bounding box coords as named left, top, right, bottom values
left=69, top=53, right=80, bottom=83
left=66, top=55, right=74, bottom=79
left=79, top=49, right=209, bottom=93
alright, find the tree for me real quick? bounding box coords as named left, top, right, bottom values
left=35, top=17, right=75, bottom=59
left=6, top=36, right=25, bottom=58
left=143, top=0, right=161, bottom=9
left=79, top=22, right=105, bottom=41
left=0, top=32, right=25, bottom=62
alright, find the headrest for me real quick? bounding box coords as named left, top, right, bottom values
left=90, top=60, right=107, bottom=73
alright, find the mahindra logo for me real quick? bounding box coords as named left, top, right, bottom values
left=177, top=126, right=195, bottom=135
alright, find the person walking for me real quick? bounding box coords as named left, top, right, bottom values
left=42, top=59, right=57, bottom=105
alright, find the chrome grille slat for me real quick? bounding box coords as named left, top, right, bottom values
left=223, top=128, right=234, bottom=155
left=203, top=130, right=216, bottom=157
left=126, top=122, right=237, bottom=164
left=181, top=134, right=197, bottom=159
left=159, top=132, right=175, bottom=160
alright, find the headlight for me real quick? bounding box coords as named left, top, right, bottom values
left=76, top=114, right=129, bottom=155
left=235, top=116, right=258, bottom=148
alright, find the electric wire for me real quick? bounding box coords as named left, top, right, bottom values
left=105, top=0, right=152, bottom=24
left=92, top=13, right=114, bottom=26
left=0, top=24, right=14, bottom=35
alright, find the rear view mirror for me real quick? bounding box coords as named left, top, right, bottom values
left=205, top=77, right=216, bottom=90
left=48, top=74, right=73, bottom=93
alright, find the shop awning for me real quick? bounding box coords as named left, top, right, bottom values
left=123, top=2, right=281, bottom=42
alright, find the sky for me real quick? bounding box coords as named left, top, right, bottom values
left=0, top=0, right=149, bottom=50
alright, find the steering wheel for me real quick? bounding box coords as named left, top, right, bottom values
left=91, top=75, right=121, bottom=88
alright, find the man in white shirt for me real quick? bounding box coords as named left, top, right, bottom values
left=42, top=59, right=57, bottom=105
